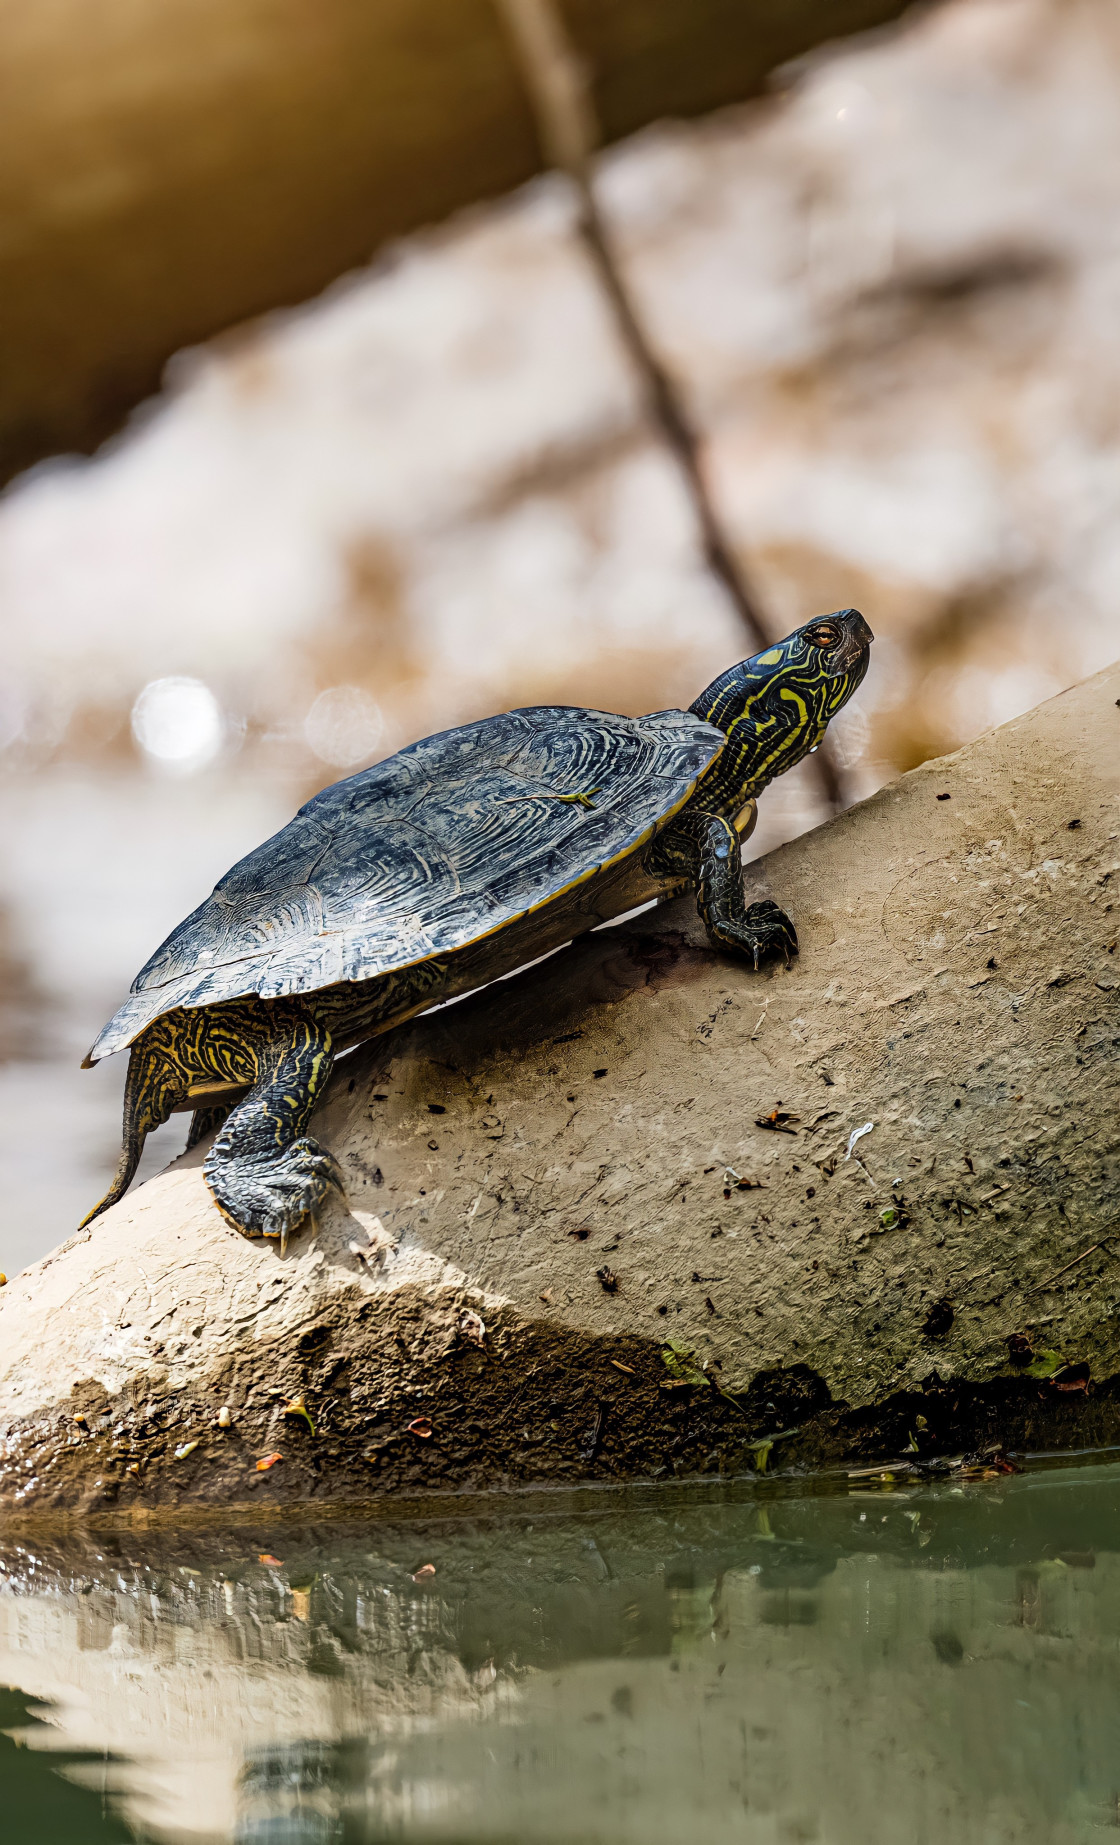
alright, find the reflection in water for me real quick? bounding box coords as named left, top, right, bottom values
left=3, top=1463, right=1120, bottom=1842
left=0, top=1686, right=133, bottom=1845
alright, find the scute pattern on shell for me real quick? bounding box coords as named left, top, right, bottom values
left=88, top=706, right=724, bottom=1062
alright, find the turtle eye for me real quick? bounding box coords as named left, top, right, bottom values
left=804, top=620, right=840, bottom=648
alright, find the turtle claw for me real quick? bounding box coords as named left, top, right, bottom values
left=714, top=900, right=798, bottom=971
left=745, top=900, right=798, bottom=968
left=204, top=1136, right=343, bottom=1245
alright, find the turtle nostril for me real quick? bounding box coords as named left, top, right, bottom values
left=848, top=609, right=874, bottom=644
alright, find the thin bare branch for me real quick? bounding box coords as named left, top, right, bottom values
left=494, top=0, right=844, bottom=810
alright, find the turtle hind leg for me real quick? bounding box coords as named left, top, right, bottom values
left=78, top=1021, right=189, bottom=1228
left=691, top=811, right=798, bottom=969
left=203, top=1005, right=340, bottom=1249
left=186, top=1103, right=231, bottom=1151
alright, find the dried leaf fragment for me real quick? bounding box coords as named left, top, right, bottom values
left=921, top=1298, right=954, bottom=1339
left=282, top=1394, right=316, bottom=1437
left=960, top=1449, right=1020, bottom=1479
left=756, top=1108, right=800, bottom=1135
left=723, top=1165, right=762, bottom=1191
left=750, top=1438, right=774, bottom=1475
left=661, top=1339, right=707, bottom=1387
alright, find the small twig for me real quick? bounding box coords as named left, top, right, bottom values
left=1026, top=1235, right=1120, bottom=1295
left=581, top=1404, right=605, bottom=1460
left=493, top=0, right=843, bottom=812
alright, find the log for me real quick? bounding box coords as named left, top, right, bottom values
left=0, top=0, right=910, bottom=485
left=1, top=662, right=1118, bottom=1524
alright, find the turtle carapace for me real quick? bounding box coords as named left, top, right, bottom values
left=81, top=610, right=872, bottom=1245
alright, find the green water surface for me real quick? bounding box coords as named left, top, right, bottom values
left=3, top=1459, right=1120, bottom=1843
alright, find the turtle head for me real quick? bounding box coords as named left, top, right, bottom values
left=689, top=609, right=873, bottom=794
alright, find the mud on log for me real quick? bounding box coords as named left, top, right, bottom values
left=1, top=664, right=1118, bottom=1523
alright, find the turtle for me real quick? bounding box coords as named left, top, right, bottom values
left=81, top=608, right=872, bottom=1246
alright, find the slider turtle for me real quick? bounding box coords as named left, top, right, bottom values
left=82, top=609, right=872, bottom=1244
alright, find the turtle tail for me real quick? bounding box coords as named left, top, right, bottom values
left=78, top=1027, right=188, bottom=1229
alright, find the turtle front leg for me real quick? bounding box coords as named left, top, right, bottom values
left=693, top=812, right=798, bottom=970
left=203, top=1004, right=340, bottom=1249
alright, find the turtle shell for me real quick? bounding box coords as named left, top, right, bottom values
left=87, top=704, right=725, bottom=1063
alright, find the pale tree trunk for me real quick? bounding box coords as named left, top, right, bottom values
left=0, top=0, right=912, bottom=484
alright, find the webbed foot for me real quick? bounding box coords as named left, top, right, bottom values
left=710, top=900, right=798, bottom=970
left=204, top=1136, right=343, bottom=1247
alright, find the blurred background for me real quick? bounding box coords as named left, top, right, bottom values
left=2, top=0, right=1119, bottom=1275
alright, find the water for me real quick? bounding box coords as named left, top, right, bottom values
left=3, top=1459, right=1120, bottom=1843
